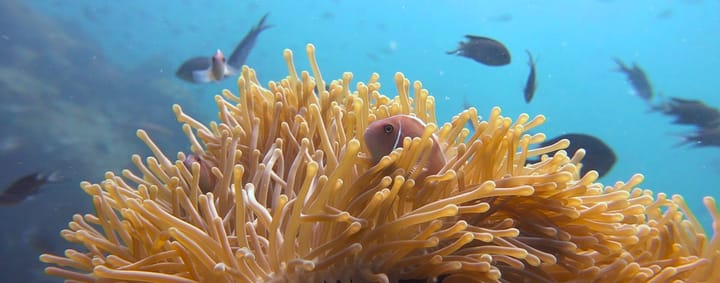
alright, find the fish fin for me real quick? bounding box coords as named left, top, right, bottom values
left=227, top=13, right=273, bottom=68
left=645, top=91, right=666, bottom=112
left=525, top=50, right=533, bottom=64
left=45, top=171, right=62, bottom=183
left=191, top=69, right=214, bottom=83
left=254, top=13, right=273, bottom=32
left=176, top=57, right=213, bottom=83
left=612, top=57, right=629, bottom=72
left=525, top=50, right=540, bottom=68
left=0, top=195, right=20, bottom=205
left=464, top=35, right=494, bottom=41
left=224, top=65, right=239, bottom=77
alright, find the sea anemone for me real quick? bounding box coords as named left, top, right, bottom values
left=40, top=44, right=720, bottom=282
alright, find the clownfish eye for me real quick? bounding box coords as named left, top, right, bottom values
left=383, top=124, right=394, bottom=134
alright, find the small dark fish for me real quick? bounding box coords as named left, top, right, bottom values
left=613, top=58, right=654, bottom=102
left=447, top=35, right=511, bottom=66
left=657, top=97, right=720, bottom=129
left=320, top=11, right=334, bottom=20
left=652, top=97, right=720, bottom=148
left=176, top=13, right=272, bottom=83
left=678, top=126, right=720, bottom=148
left=533, top=133, right=616, bottom=178
left=657, top=9, right=673, bottom=19
left=523, top=50, right=537, bottom=103
left=0, top=171, right=61, bottom=205
left=366, top=52, right=380, bottom=62
left=490, top=13, right=513, bottom=23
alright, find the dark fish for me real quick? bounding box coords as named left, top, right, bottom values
left=678, top=127, right=720, bottom=148
left=490, top=13, right=513, bottom=23
left=176, top=13, right=272, bottom=83
left=650, top=96, right=720, bottom=148
left=657, top=9, right=673, bottom=19
left=656, top=97, right=720, bottom=129
left=532, top=133, right=616, bottom=178
left=447, top=35, right=511, bottom=66
left=0, top=171, right=61, bottom=205
left=523, top=50, right=537, bottom=103
left=613, top=58, right=654, bottom=102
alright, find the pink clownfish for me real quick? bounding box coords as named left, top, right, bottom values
left=183, top=154, right=217, bottom=193
left=364, top=114, right=446, bottom=180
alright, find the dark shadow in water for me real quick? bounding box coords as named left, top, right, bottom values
left=0, top=0, right=205, bottom=281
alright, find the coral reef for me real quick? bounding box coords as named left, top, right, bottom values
left=40, top=44, right=719, bottom=282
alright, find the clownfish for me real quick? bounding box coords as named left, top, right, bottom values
left=183, top=154, right=217, bottom=193
left=364, top=114, right=446, bottom=180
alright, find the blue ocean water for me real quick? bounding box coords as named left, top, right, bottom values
left=1, top=0, right=719, bottom=281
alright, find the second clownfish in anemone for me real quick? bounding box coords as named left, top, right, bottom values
left=364, top=114, right=447, bottom=182
left=183, top=154, right=218, bottom=193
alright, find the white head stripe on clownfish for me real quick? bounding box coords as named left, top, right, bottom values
left=393, top=120, right=403, bottom=150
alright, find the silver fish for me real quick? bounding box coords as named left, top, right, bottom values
left=176, top=13, right=272, bottom=83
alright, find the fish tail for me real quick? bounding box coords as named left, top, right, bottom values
left=0, top=195, right=17, bottom=205
left=254, top=13, right=273, bottom=32
left=672, top=138, right=695, bottom=148
left=525, top=49, right=534, bottom=65
left=666, top=130, right=702, bottom=148
left=612, top=57, right=629, bottom=71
